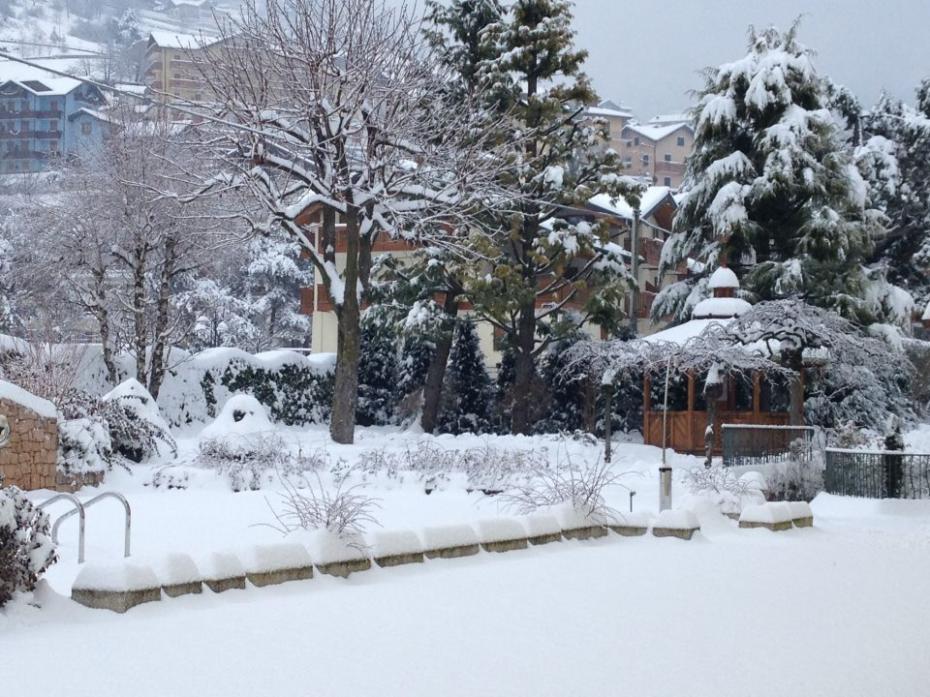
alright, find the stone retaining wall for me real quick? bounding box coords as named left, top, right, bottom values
left=0, top=397, right=58, bottom=490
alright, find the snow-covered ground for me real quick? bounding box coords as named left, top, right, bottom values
left=3, top=427, right=930, bottom=696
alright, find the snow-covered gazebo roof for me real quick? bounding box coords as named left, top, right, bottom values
left=708, top=266, right=739, bottom=290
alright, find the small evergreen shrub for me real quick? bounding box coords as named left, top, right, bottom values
left=0, top=484, right=57, bottom=607
left=439, top=319, right=494, bottom=435
left=356, top=313, right=401, bottom=427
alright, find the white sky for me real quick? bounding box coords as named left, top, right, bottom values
left=572, top=0, right=930, bottom=119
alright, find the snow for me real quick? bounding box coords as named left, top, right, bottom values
left=72, top=562, right=160, bottom=592
left=475, top=517, right=527, bottom=544
left=624, top=123, right=692, bottom=142
left=648, top=113, right=692, bottom=126
left=652, top=508, right=700, bottom=531
left=787, top=501, right=813, bottom=520
left=739, top=502, right=794, bottom=525
left=707, top=266, right=740, bottom=290
left=368, top=530, right=424, bottom=559
left=304, top=530, right=369, bottom=565
left=103, top=379, right=171, bottom=435
left=242, top=544, right=313, bottom=574
left=520, top=513, right=562, bottom=538
left=422, top=523, right=479, bottom=550
left=589, top=186, right=672, bottom=220
left=691, top=297, right=752, bottom=319
left=147, top=30, right=219, bottom=49
left=642, top=318, right=727, bottom=345
left=0, top=379, right=57, bottom=418
left=200, top=551, right=245, bottom=581
left=200, top=394, right=274, bottom=441
left=923, top=301, right=930, bottom=322
left=152, top=553, right=202, bottom=586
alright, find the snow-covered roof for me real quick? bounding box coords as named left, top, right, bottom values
left=642, top=319, right=728, bottom=345
left=692, top=297, right=753, bottom=319
left=648, top=112, right=692, bottom=126
left=624, top=122, right=693, bottom=142
left=588, top=99, right=634, bottom=118
left=0, top=61, right=84, bottom=96
left=68, top=107, right=112, bottom=123
left=708, top=266, right=740, bottom=290
left=148, top=31, right=219, bottom=49
left=588, top=186, right=675, bottom=221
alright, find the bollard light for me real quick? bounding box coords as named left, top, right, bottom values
left=629, top=490, right=636, bottom=513
left=659, top=467, right=672, bottom=512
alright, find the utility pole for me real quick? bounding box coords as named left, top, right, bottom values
left=629, top=207, right=641, bottom=336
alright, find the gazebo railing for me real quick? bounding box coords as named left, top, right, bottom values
left=721, top=424, right=818, bottom=468
left=824, top=448, right=930, bottom=499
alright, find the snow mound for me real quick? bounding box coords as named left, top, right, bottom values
left=73, top=562, right=160, bottom=592
left=475, top=517, right=528, bottom=544
left=0, top=380, right=57, bottom=419
left=604, top=511, right=652, bottom=528
left=553, top=503, right=605, bottom=529
left=521, top=513, right=562, bottom=537
left=103, top=379, right=168, bottom=428
left=153, top=553, right=201, bottom=586
left=305, top=530, right=369, bottom=565
left=368, top=529, right=423, bottom=558
left=692, top=297, right=752, bottom=319
left=740, top=502, right=794, bottom=525
left=708, top=266, right=740, bottom=290
left=200, top=394, right=274, bottom=441
left=200, top=551, right=246, bottom=581
left=422, top=523, right=479, bottom=551
left=653, top=509, right=700, bottom=530
left=242, top=543, right=313, bottom=574
left=787, top=501, right=813, bottom=520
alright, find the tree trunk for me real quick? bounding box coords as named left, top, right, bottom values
left=147, top=235, right=177, bottom=400
left=329, top=208, right=362, bottom=444
left=420, top=294, right=459, bottom=433
left=131, top=244, right=148, bottom=387
left=510, top=301, right=537, bottom=435
left=91, top=265, right=118, bottom=386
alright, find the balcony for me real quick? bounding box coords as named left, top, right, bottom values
left=655, top=160, right=685, bottom=175
left=0, top=110, right=62, bottom=120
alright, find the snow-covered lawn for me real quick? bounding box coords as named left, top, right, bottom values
left=3, top=428, right=930, bottom=696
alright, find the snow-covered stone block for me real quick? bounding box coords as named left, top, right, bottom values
left=242, top=543, right=314, bottom=587
left=606, top=511, right=651, bottom=537
left=422, top=523, right=480, bottom=559
left=476, top=517, right=529, bottom=553
left=556, top=505, right=609, bottom=541
left=153, top=553, right=203, bottom=597
left=72, top=562, right=162, bottom=613
left=652, top=509, right=701, bottom=540
left=522, top=514, right=562, bottom=545
left=369, top=529, right=424, bottom=568
left=739, top=502, right=793, bottom=531
left=787, top=501, right=814, bottom=528
left=201, top=551, right=247, bottom=593
left=307, top=531, right=372, bottom=578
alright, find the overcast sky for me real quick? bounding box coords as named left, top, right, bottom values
left=571, top=0, right=930, bottom=119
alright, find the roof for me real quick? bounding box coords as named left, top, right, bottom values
left=68, top=107, right=112, bottom=123
left=588, top=186, right=676, bottom=221
left=692, top=297, right=752, bottom=319
left=708, top=266, right=740, bottom=290
left=624, top=122, right=693, bottom=142
left=148, top=31, right=219, bottom=49
left=642, top=318, right=727, bottom=345
left=0, top=60, right=84, bottom=96
left=648, top=112, right=692, bottom=126
left=589, top=99, right=634, bottom=118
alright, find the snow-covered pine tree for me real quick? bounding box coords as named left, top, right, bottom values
left=356, top=309, right=401, bottom=427
left=437, top=0, right=636, bottom=434
left=439, top=318, right=494, bottom=435
left=655, top=23, right=895, bottom=325
left=861, top=84, right=930, bottom=306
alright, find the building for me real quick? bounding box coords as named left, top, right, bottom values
left=299, top=187, right=681, bottom=365
left=585, top=99, right=635, bottom=154
left=619, top=121, right=694, bottom=189
left=144, top=31, right=220, bottom=105
left=0, top=66, right=110, bottom=175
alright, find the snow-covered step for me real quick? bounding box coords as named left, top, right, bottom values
left=201, top=551, right=247, bottom=593
left=369, top=529, right=425, bottom=568
left=476, top=517, right=529, bottom=553
left=242, top=544, right=314, bottom=587
left=307, top=531, right=372, bottom=578
left=153, top=553, right=203, bottom=598
left=606, top=511, right=651, bottom=537
left=422, top=524, right=480, bottom=559
left=71, top=562, right=162, bottom=613
left=739, top=503, right=794, bottom=531
left=787, top=501, right=814, bottom=528
left=651, top=509, right=701, bottom=540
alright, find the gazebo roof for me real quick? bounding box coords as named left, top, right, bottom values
left=708, top=266, right=740, bottom=290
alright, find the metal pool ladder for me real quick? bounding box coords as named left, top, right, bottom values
left=38, top=492, right=131, bottom=564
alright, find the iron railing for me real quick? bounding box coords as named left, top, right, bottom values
left=722, top=424, right=819, bottom=468
left=824, top=448, right=930, bottom=499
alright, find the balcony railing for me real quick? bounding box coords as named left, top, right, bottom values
left=0, top=110, right=62, bottom=120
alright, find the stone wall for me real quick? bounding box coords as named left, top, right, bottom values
left=0, top=397, right=59, bottom=490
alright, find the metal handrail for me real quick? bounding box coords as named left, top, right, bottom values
left=38, top=493, right=86, bottom=564
left=52, top=492, right=131, bottom=561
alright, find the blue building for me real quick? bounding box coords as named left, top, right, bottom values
left=0, top=71, right=111, bottom=175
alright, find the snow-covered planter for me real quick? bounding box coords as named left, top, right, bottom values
left=652, top=510, right=701, bottom=541
left=242, top=543, right=314, bottom=587
left=306, top=530, right=371, bottom=578
left=200, top=551, right=247, bottom=593
left=0, top=485, right=57, bottom=607
left=422, top=524, right=480, bottom=559
left=522, top=513, right=562, bottom=546
left=738, top=503, right=794, bottom=532
left=476, top=517, right=529, bottom=553
left=605, top=511, right=652, bottom=537
left=102, top=379, right=177, bottom=463
left=787, top=501, right=814, bottom=528
left=368, top=529, right=424, bottom=568
left=153, top=553, right=203, bottom=598
left=555, top=505, right=609, bottom=541
left=71, top=562, right=161, bottom=613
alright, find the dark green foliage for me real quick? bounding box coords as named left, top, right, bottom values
left=200, top=371, right=217, bottom=419
left=0, top=485, right=57, bottom=608
left=356, top=313, right=401, bottom=427
left=439, top=319, right=494, bottom=434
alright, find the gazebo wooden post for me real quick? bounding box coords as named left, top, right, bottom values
left=752, top=372, right=761, bottom=415
left=643, top=374, right=652, bottom=444
left=687, top=371, right=696, bottom=452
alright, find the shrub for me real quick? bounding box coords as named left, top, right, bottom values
left=269, top=473, right=381, bottom=539
left=196, top=432, right=326, bottom=492
left=684, top=465, right=765, bottom=515
left=0, top=484, right=57, bottom=607
left=57, top=416, right=113, bottom=476
left=215, top=360, right=334, bottom=426
left=103, top=388, right=177, bottom=463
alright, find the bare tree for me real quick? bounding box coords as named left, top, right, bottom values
left=190, top=0, right=497, bottom=443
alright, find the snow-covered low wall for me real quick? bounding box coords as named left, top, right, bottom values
left=0, top=381, right=59, bottom=490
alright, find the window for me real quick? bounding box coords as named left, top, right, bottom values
left=642, top=154, right=650, bottom=165
left=49, top=119, right=59, bottom=133
left=664, top=154, right=672, bottom=162
left=624, top=139, right=632, bottom=148
left=677, top=136, right=686, bottom=147
left=81, top=122, right=92, bottom=136
left=633, top=137, right=640, bottom=146
left=664, top=177, right=672, bottom=187
left=50, top=100, right=59, bottom=111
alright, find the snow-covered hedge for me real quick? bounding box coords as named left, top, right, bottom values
left=102, top=380, right=177, bottom=463
left=0, top=485, right=57, bottom=607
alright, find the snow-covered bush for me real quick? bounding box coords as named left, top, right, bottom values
left=438, top=319, right=494, bottom=435
left=356, top=311, right=401, bottom=427
left=0, top=485, right=57, bottom=607
left=501, top=455, right=625, bottom=521
left=269, top=474, right=381, bottom=542
left=57, top=416, right=113, bottom=477
left=102, top=380, right=177, bottom=463
left=684, top=465, right=765, bottom=516
left=763, top=456, right=825, bottom=502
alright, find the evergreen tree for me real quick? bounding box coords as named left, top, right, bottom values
left=356, top=309, right=401, bottom=427
left=655, top=23, right=896, bottom=325
left=439, top=319, right=494, bottom=435
left=431, top=0, right=636, bottom=434
left=861, top=84, right=930, bottom=306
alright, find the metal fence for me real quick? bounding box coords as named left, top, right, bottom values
left=824, top=448, right=930, bottom=499
left=721, top=425, right=819, bottom=468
